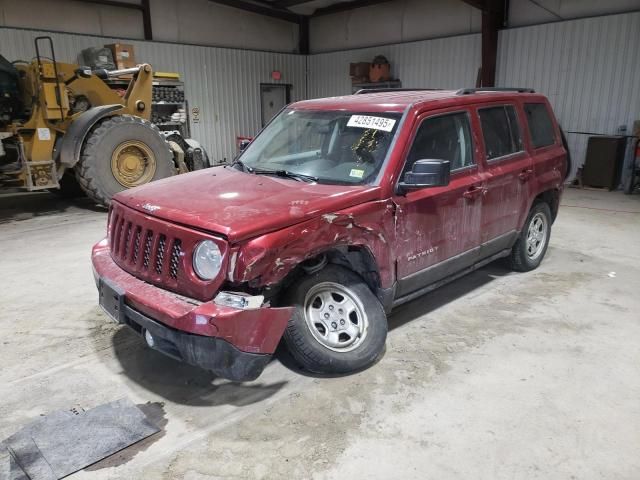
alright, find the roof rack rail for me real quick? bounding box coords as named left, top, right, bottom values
left=455, top=87, right=535, bottom=95
left=354, top=88, right=441, bottom=95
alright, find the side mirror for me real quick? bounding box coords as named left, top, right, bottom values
left=397, top=159, right=450, bottom=194
left=238, top=139, right=251, bottom=152
left=74, top=66, right=93, bottom=78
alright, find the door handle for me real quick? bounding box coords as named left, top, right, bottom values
left=463, top=186, right=485, bottom=200
left=518, top=169, right=533, bottom=182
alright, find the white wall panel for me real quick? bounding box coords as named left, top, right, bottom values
left=508, top=0, right=640, bottom=27
left=497, top=12, right=640, bottom=178
left=0, top=27, right=307, bottom=164
left=307, top=33, right=481, bottom=99
left=149, top=0, right=299, bottom=53
left=0, top=0, right=299, bottom=52
left=0, top=0, right=144, bottom=39
left=309, top=0, right=481, bottom=53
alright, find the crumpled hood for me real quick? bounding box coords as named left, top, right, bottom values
left=113, top=166, right=381, bottom=242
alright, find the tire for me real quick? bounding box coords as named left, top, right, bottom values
left=282, top=265, right=388, bottom=375
left=75, top=115, right=174, bottom=206
left=509, top=201, right=552, bottom=272
left=50, top=171, right=85, bottom=198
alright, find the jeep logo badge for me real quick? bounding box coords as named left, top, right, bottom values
left=141, top=203, right=160, bottom=213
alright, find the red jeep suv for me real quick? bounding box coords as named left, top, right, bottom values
left=92, top=88, right=567, bottom=381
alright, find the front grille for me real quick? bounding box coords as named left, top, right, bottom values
left=155, top=235, right=166, bottom=275
left=109, top=212, right=182, bottom=285
left=143, top=231, right=153, bottom=269
left=132, top=227, right=141, bottom=263
left=107, top=202, right=225, bottom=301
left=123, top=222, right=133, bottom=259
left=169, top=240, right=182, bottom=279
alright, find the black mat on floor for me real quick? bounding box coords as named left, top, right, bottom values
left=1, top=398, right=159, bottom=480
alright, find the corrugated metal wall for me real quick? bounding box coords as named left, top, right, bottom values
left=0, top=27, right=307, bottom=163
left=307, top=12, right=640, bottom=179
left=307, top=34, right=481, bottom=99
left=496, top=12, right=640, bottom=179
left=3, top=11, right=639, bottom=177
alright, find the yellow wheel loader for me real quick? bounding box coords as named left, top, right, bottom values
left=0, top=36, right=207, bottom=205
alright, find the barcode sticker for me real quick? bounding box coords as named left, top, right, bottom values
left=37, top=128, right=51, bottom=141
left=347, top=115, right=396, bottom=132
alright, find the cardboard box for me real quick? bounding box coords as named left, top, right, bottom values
left=369, top=63, right=391, bottom=82
left=350, top=62, right=370, bottom=79
left=105, top=43, right=136, bottom=69
left=351, top=76, right=369, bottom=85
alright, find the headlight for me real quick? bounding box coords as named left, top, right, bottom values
left=193, top=240, right=222, bottom=280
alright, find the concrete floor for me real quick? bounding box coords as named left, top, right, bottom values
left=1, top=188, right=639, bottom=480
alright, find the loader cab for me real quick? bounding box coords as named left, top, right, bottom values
left=0, top=54, right=25, bottom=125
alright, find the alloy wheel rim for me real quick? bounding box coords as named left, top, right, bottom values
left=526, top=212, right=548, bottom=260
left=111, top=140, right=157, bottom=188
left=303, top=282, right=368, bottom=352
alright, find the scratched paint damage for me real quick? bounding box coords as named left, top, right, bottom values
left=322, top=213, right=338, bottom=223
left=230, top=200, right=397, bottom=289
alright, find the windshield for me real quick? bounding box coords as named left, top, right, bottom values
left=238, top=109, right=402, bottom=185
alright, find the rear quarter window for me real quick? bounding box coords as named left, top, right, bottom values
left=524, top=103, right=556, bottom=148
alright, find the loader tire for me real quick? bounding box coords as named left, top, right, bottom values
left=75, top=115, right=174, bottom=206
left=50, top=171, right=85, bottom=198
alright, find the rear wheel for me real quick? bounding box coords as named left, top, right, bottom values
left=509, top=201, right=552, bottom=272
left=282, top=265, right=387, bottom=374
left=75, top=115, right=175, bottom=206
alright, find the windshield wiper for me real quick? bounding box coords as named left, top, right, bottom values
left=252, top=168, right=319, bottom=183
left=228, top=159, right=253, bottom=173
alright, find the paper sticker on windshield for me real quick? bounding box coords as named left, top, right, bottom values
left=347, top=115, right=396, bottom=132
left=350, top=168, right=364, bottom=178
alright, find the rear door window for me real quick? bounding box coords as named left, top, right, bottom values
left=524, top=103, right=556, bottom=148
left=403, top=112, right=474, bottom=176
left=479, top=105, right=523, bottom=160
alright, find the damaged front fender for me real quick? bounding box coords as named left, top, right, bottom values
left=230, top=199, right=397, bottom=289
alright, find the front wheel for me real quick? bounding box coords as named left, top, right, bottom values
left=509, top=201, right=552, bottom=272
left=282, top=265, right=387, bottom=375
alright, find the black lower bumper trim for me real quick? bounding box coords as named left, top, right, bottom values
left=123, top=305, right=271, bottom=382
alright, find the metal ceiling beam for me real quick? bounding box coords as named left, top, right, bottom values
left=273, top=0, right=314, bottom=7
left=141, top=0, right=152, bottom=40
left=208, top=0, right=301, bottom=23
left=313, top=0, right=394, bottom=16
left=461, top=0, right=510, bottom=87
left=75, top=0, right=143, bottom=10
left=74, top=0, right=153, bottom=39
left=298, top=15, right=309, bottom=54
left=460, top=0, right=486, bottom=11
left=480, top=0, right=507, bottom=86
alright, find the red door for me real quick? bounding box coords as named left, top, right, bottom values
left=475, top=103, right=533, bottom=254
left=393, top=109, right=485, bottom=298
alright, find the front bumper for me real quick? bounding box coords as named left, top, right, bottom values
left=121, top=302, right=271, bottom=381
left=92, top=239, right=293, bottom=381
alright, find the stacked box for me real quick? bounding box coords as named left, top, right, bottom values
left=105, top=43, right=136, bottom=69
